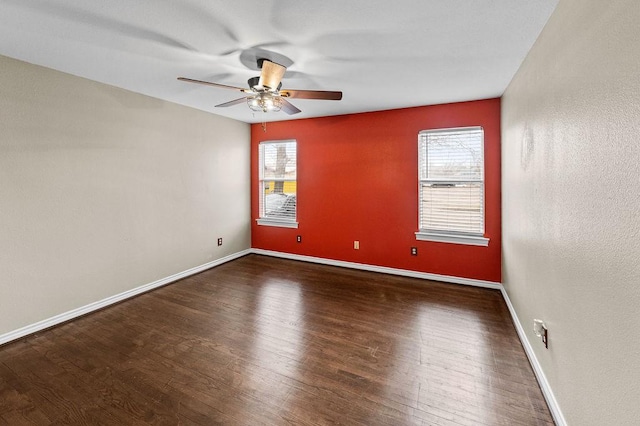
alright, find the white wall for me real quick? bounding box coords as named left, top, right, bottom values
left=502, top=0, right=640, bottom=424
left=0, top=55, right=250, bottom=337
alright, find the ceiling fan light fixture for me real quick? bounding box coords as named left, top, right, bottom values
left=247, top=93, right=282, bottom=113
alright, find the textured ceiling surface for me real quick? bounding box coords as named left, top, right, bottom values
left=0, top=0, right=558, bottom=123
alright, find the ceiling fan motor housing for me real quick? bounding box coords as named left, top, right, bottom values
left=248, top=76, right=260, bottom=90
left=248, top=76, right=282, bottom=92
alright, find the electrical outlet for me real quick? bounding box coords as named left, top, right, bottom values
left=533, top=319, right=548, bottom=349
left=296, top=235, right=302, bottom=243
left=354, top=240, right=360, bottom=250
left=411, top=247, right=418, bottom=256
left=217, top=238, right=222, bottom=246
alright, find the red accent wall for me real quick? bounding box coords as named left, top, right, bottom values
left=251, top=98, right=501, bottom=282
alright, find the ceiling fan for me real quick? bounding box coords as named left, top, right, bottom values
left=178, top=59, right=342, bottom=115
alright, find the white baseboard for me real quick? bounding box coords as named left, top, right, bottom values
left=250, top=248, right=502, bottom=289
left=0, top=249, right=251, bottom=346
left=500, top=287, right=567, bottom=426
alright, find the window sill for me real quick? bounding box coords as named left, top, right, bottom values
left=256, top=218, right=299, bottom=229
left=415, top=231, right=489, bottom=247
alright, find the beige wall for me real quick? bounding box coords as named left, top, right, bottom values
left=0, top=55, right=250, bottom=336
left=502, top=0, right=640, bottom=424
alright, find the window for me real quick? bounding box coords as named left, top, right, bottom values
left=257, top=140, right=298, bottom=228
left=416, top=127, right=489, bottom=246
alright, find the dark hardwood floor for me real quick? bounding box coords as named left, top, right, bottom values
left=0, top=255, right=553, bottom=425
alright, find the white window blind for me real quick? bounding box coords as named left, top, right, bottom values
left=418, top=127, right=484, bottom=237
left=258, top=140, right=297, bottom=227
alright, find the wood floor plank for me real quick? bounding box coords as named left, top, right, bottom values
left=0, top=254, right=554, bottom=425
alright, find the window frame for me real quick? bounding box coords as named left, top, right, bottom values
left=256, top=139, right=298, bottom=229
left=415, top=127, right=489, bottom=246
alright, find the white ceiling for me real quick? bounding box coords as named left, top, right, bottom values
left=0, top=0, right=558, bottom=124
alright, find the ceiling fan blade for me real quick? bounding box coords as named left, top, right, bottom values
left=215, top=97, right=248, bottom=108
left=280, top=99, right=302, bottom=115
left=279, top=89, right=343, bottom=101
left=177, top=77, right=249, bottom=92
left=258, top=60, right=286, bottom=90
